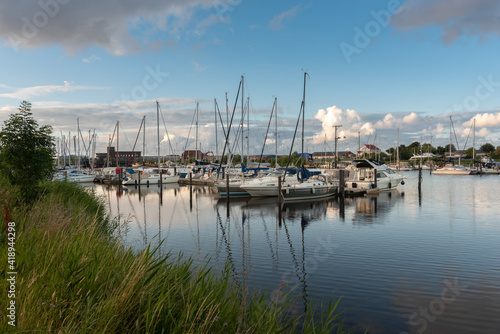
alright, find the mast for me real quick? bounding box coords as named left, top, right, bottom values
left=301, top=72, right=306, bottom=168
left=241, top=75, right=244, bottom=165
left=473, top=118, right=476, bottom=165
left=77, top=119, right=80, bottom=170
left=396, top=128, right=400, bottom=170
left=196, top=102, right=199, bottom=161
left=275, top=97, right=278, bottom=167
left=215, top=98, right=218, bottom=163
left=246, top=96, right=250, bottom=166
left=157, top=101, right=161, bottom=172
left=143, top=115, right=146, bottom=165
left=449, top=116, right=452, bottom=164
left=116, top=121, right=120, bottom=167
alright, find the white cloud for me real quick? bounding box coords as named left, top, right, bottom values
left=0, top=82, right=108, bottom=99
left=311, top=106, right=374, bottom=144
left=462, top=112, right=500, bottom=128
left=269, top=5, right=300, bottom=30
left=392, top=0, right=500, bottom=44
left=82, top=55, right=101, bottom=63
left=403, top=112, right=419, bottom=123
left=192, top=61, right=207, bottom=72
left=0, top=0, right=241, bottom=55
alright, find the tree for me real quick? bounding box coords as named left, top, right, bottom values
left=480, top=143, right=495, bottom=154
left=0, top=101, right=55, bottom=203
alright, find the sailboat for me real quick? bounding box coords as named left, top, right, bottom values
left=279, top=73, right=338, bottom=202
left=123, top=102, right=179, bottom=185
left=434, top=116, right=471, bottom=175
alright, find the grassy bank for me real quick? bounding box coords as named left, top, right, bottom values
left=1, top=180, right=350, bottom=333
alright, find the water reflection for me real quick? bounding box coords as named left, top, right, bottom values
left=89, top=173, right=500, bottom=333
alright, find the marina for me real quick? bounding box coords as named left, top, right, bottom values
left=87, top=171, right=500, bottom=334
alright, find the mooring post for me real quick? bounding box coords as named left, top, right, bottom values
left=339, top=170, right=345, bottom=220
left=226, top=174, right=230, bottom=205
left=138, top=172, right=141, bottom=191
left=339, top=169, right=345, bottom=199
left=64, top=170, right=67, bottom=181
left=278, top=176, right=282, bottom=207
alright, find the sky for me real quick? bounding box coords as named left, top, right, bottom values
left=1, top=0, right=500, bottom=157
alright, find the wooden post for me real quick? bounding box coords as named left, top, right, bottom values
left=64, top=170, right=67, bottom=181
left=339, top=170, right=345, bottom=220
left=189, top=172, right=193, bottom=210
left=339, top=169, right=345, bottom=199
left=278, top=176, right=282, bottom=207
left=225, top=174, right=230, bottom=205
left=374, top=170, right=378, bottom=189
left=418, top=161, right=422, bottom=194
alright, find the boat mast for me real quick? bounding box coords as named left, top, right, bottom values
left=143, top=115, right=146, bottom=165
left=214, top=98, right=218, bottom=163
left=275, top=97, right=278, bottom=167
left=301, top=72, right=306, bottom=170
left=473, top=118, right=476, bottom=166
left=116, top=121, right=120, bottom=167
left=449, top=116, right=452, bottom=165
left=246, top=96, right=250, bottom=167
left=241, top=75, right=244, bottom=165
left=157, top=101, right=160, bottom=172
left=196, top=102, right=199, bottom=161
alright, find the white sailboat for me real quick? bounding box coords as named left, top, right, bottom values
left=434, top=117, right=472, bottom=175
left=279, top=72, right=338, bottom=202
left=123, top=101, right=179, bottom=185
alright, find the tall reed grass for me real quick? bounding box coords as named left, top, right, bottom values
left=0, top=180, right=350, bottom=333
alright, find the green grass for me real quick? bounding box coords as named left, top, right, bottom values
left=0, top=180, right=351, bottom=333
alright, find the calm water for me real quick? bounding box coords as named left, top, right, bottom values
left=89, top=172, right=500, bottom=334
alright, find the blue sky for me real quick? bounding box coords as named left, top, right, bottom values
left=1, top=0, right=500, bottom=157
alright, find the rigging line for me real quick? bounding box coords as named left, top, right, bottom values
left=215, top=100, right=234, bottom=157
left=105, top=122, right=118, bottom=168
left=125, top=116, right=145, bottom=168
left=462, top=122, right=474, bottom=151
left=218, top=79, right=242, bottom=171
left=450, top=117, right=460, bottom=151
left=257, top=98, right=277, bottom=168
left=182, top=105, right=198, bottom=156
left=283, top=100, right=304, bottom=182
left=159, top=104, right=175, bottom=156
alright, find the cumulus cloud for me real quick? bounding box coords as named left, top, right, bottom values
left=82, top=55, right=101, bottom=63
left=0, top=0, right=240, bottom=54
left=0, top=82, right=109, bottom=99
left=403, top=112, right=419, bottom=123
left=462, top=112, right=500, bottom=128
left=392, top=0, right=500, bottom=44
left=311, top=106, right=374, bottom=144
left=269, top=5, right=300, bottom=30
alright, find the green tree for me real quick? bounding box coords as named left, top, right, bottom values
left=491, top=146, right=500, bottom=159
left=480, top=143, right=495, bottom=154
left=464, top=147, right=474, bottom=159
left=0, top=101, right=55, bottom=203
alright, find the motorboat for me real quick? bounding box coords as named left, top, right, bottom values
left=345, top=159, right=404, bottom=191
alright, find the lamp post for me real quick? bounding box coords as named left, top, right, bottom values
left=333, top=125, right=342, bottom=168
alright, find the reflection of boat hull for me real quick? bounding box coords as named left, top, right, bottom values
left=54, top=174, right=96, bottom=183
left=433, top=166, right=471, bottom=175
left=281, top=183, right=337, bottom=202
left=215, top=183, right=249, bottom=198
left=122, top=174, right=180, bottom=185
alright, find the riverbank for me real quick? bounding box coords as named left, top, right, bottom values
left=0, top=179, right=349, bottom=333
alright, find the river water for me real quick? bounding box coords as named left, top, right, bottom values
left=89, top=172, right=500, bottom=334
